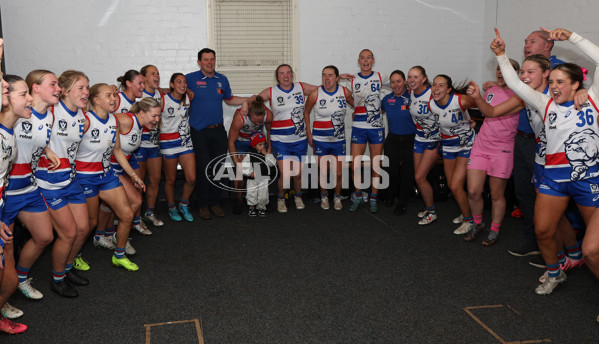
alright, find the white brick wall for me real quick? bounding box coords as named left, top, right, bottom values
left=2, top=0, right=599, bottom=121
left=1, top=0, right=206, bottom=87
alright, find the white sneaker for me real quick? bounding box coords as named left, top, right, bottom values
left=418, top=212, right=437, bottom=225
left=321, top=197, right=330, bottom=210
left=294, top=196, right=305, bottom=210
left=277, top=199, right=287, bottom=213
left=93, top=235, right=115, bottom=249
left=453, top=222, right=473, bottom=235
left=144, top=212, right=164, bottom=227
left=452, top=214, right=464, bottom=224
left=112, top=234, right=136, bottom=255
left=18, top=278, right=43, bottom=300
left=333, top=197, right=343, bottom=211
left=535, top=270, right=566, bottom=295
left=1, top=303, right=23, bottom=319
left=133, top=222, right=152, bottom=236
left=418, top=209, right=433, bottom=218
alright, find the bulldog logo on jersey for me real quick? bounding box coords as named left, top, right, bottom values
left=565, top=128, right=599, bottom=181
left=290, top=107, right=306, bottom=137
left=131, top=134, right=138, bottom=143
left=121, top=108, right=128, bottom=113
left=168, top=107, right=175, bottom=116
left=591, top=183, right=599, bottom=194
left=355, top=83, right=361, bottom=91
left=331, top=110, right=345, bottom=139
left=277, top=96, right=284, bottom=104
left=21, top=121, right=32, bottom=134
left=91, top=128, right=100, bottom=139
left=59, top=119, right=68, bottom=131
left=319, top=99, right=326, bottom=107
left=1, top=139, right=12, bottom=161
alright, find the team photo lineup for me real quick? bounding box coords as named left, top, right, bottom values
left=1, top=24, right=599, bottom=334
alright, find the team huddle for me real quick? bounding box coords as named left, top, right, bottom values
left=1, top=25, right=599, bottom=334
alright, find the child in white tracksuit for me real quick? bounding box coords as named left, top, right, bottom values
left=242, top=133, right=276, bottom=217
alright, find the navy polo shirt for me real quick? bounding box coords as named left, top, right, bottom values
left=185, top=70, right=233, bottom=131
left=382, top=90, right=416, bottom=135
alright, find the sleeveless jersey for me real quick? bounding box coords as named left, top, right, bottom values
left=159, top=93, right=193, bottom=153
left=270, top=82, right=306, bottom=143
left=410, top=87, right=441, bottom=142
left=140, top=89, right=161, bottom=148
left=543, top=98, right=599, bottom=183
left=312, top=85, right=349, bottom=143
left=35, top=101, right=86, bottom=190
left=116, top=92, right=135, bottom=114
left=237, top=109, right=269, bottom=142
left=0, top=124, right=17, bottom=206
left=429, top=93, right=475, bottom=151
left=114, top=113, right=143, bottom=159
left=75, top=111, right=118, bottom=176
left=351, top=71, right=385, bottom=129
left=7, top=108, right=52, bottom=195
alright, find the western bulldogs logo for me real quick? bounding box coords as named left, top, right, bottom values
left=1, top=138, right=12, bottom=161
left=548, top=112, right=557, bottom=125
left=290, top=107, right=306, bottom=137
left=21, top=121, right=32, bottom=134
left=365, top=94, right=382, bottom=127
left=91, top=128, right=100, bottom=139
left=217, top=82, right=222, bottom=88
left=331, top=110, right=345, bottom=139
left=486, top=93, right=494, bottom=103
left=319, top=99, right=327, bottom=107
left=564, top=128, right=599, bottom=181
left=58, top=119, right=68, bottom=131
left=277, top=96, right=284, bottom=104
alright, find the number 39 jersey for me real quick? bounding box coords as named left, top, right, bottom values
left=312, top=85, right=350, bottom=143
left=270, top=82, right=307, bottom=143
left=351, top=71, right=387, bottom=129
left=410, top=87, right=441, bottom=142
left=75, top=111, right=118, bottom=176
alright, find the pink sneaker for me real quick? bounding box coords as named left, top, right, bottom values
left=561, top=257, right=585, bottom=271
left=0, top=317, right=27, bottom=334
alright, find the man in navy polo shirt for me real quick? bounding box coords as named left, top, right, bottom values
left=186, top=48, right=247, bottom=220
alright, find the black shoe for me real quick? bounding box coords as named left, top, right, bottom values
left=508, top=242, right=540, bottom=257
left=393, top=204, right=407, bottom=216
left=65, top=270, right=89, bottom=286
left=248, top=207, right=257, bottom=217
left=529, top=255, right=546, bottom=269
left=233, top=198, right=243, bottom=215
left=51, top=280, right=78, bottom=298
left=258, top=209, right=266, bottom=217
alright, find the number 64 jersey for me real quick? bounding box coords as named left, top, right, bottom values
left=351, top=71, right=388, bottom=129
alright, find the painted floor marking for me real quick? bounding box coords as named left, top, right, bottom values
left=463, top=305, right=551, bottom=344
left=144, top=318, right=204, bottom=344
